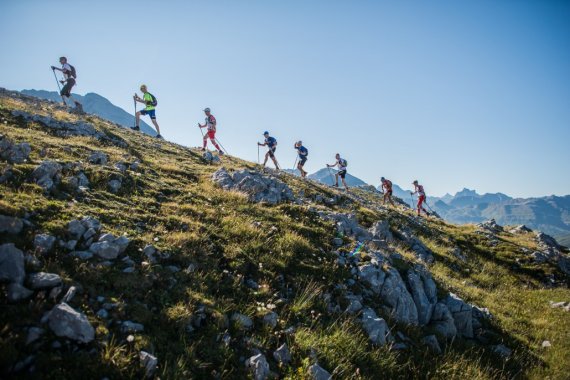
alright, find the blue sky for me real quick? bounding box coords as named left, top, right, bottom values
left=1, top=0, right=568, bottom=198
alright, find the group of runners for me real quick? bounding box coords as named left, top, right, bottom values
left=50, top=56, right=432, bottom=217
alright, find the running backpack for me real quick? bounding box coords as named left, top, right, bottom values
left=147, top=93, right=158, bottom=106
left=341, top=158, right=347, bottom=167
left=68, top=65, right=77, bottom=79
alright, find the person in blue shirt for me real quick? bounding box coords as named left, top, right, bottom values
left=294, top=141, right=308, bottom=177
left=258, top=131, right=280, bottom=169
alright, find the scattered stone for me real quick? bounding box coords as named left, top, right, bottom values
left=273, top=343, right=291, bottom=365
left=245, top=353, right=270, bottom=380
left=308, top=363, right=332, bottom=380
left=492, top=344, right=512, bottom=359
left=26, top=327, right=45, bottom=345
left=108, top=179, right=122, bottom=194
left=7, top=283, right=34, bottom=302
left=114, top=162, right=128, bottom=173
left=212, top=167, right=295, bottom=204
left=317, top=211, right=372, bottom=242
left=62, top=286, right=77, bottom=303
left=123, top=267, right=135, bottom=273
left=27, top=272, right=62, bottom=290
left=121, top=321, right=144, bottom=333
left=231, top=313, right=253, bottom=330
left=139, top=351, right=158, bottom=378
left=510, top=225, right=532, bottom=234
left=88, top=151, right=108, bottom=165
left=89, top=234, right=130, bottom=260
left=542, top=340, right=551, bottom=348
left=421, top=335, right=442, bottom=354
left=262, top=311, right=279, bottom=329
left=32, top=160, right=62, bottom=191
left=0, top=135, right=31, bottom=163
left=33, top=234, right=56, bottom=255
left=47, top=303, right=95, bottom=343
left=360, top=307, right=389, bottom=345
left=477, top=219, right=503, bottom=234
left=143, top=245, right=158, bottom=263
left=0, top=243, right=25, bottom=284
left=0, top=215, right=24, bottom=234
left=549, top=301, right=570, bottom=312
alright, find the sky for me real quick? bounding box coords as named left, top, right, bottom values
left=0, top=0, right=569, bottom=198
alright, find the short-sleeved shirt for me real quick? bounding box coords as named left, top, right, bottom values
left=383, top=180, right=392, bottom=191
left=297, top=145, right=308, bottom=158
left=62, top=63, right=74, bottom=81
left=266, top=137, right=277, bottom=148
left=205, top=115, right=216, bottom=131
left=143, top=93, right=155, bottom=111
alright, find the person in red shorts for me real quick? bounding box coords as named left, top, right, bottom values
left=198, top=107, right=223, bottom=155
left=411, top=180, right=430, bottom=217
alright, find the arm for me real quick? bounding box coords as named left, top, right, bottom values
left=51, top=66, right=62, bottom=72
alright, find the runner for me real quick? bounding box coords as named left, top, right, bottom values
left=294, top=141, right=308, bottom=177
left=198, top=107, right=223, bottom=154
left=257, top=131, right=280, bottom=169
left=50, top=57, right=83, bottom=112
left=411, top=180, right=430, bottom=217
left=326, top=153, right=349, bottom=191
left=380, top=177, right=395, bottom=206
left=132, top=85, right=163, bottom=139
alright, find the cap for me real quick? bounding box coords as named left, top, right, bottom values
left=263, top=131, right=269, bottom=135
left=203, top=107, right=211, bottom=112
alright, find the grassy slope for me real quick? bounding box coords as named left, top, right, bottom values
left=1, top=91, right=569, bottom=379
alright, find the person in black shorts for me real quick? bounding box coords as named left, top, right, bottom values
left=294, top=141, right=308, bottom=177
left=258, top=131, right=280, bottom=169
left=51, top=56, right=83, bottom=111
left=327, top=153, right=349, bottom=191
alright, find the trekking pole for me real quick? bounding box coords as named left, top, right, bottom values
left=133, top=97, right=137, bottom=129
left=327, top=167, right=335, bottom=186
left=410, top=194, right=415, bottom=210
left=197, top=124, right=205, bottom=148
left=293, top=157, right=298, bottom=170
left=257, top=144, right=260, bottom=164
left=215, top=138, right=229, bottom=155
left=51, top=68, right=66, bottom=105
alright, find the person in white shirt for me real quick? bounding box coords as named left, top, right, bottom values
left=326, top=153, right=349, bottom=191
left=51, top=56, right=82, bottom=111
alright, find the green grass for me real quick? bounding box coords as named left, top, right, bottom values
left=1, top=91, right=570, bottom=379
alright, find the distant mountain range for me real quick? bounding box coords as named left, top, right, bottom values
left=308, top=168, right=367, bottom=187
left=20, top=90, right=156, bottom=136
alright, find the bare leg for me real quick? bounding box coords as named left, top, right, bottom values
left=151, top=119, right=161, bottom=135
left=263, top=152, right=269, bottom=167
left=342, top=177, right=349, bottom=190
left=334, top=173, right=339, bottom=186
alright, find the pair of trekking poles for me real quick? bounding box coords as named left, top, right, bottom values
left=256, top=144, right=281, bottom=169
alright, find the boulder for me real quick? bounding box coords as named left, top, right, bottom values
left=429, top=302, right=457, bottom=339
left=67, top=219, right=86, bottom=239
left=27, top=272, right=62, bottom=290
left=0, top=243, right=25, bottom=284
left=360, top=307, right=389, bottom=345
left=477, top=219, right=503, bottom=234
left=0, top=135, right=31, bottom=164
left=33, top=234, right=56, bottom=255
left=443, top=293, right=473, bottom=338
left=0, top=215, right=24, bottom=234
left=273, top=343, right=292, bottom=365
left=407, top=266, right=437, bottom=326
left=47, top=303, right=94, bottom=343
left=89, top=241, right=120, bottom=259
left=380, top=268, right=419, bottom=325
left=212, top=168, right=295, bottom=204
left=399, top=228, right=434, bottom=263
left=317, top=212, right=372, bottom=242
left=358, top=264, right=386, bottom=294
left=245, top=354, right=270, bottom=380
left=121, top=321, right=144, bottom=333
left=369, top=220, right=394, bottom=242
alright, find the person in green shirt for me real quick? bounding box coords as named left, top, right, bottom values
left=132, top=84, right=163, bottom=139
